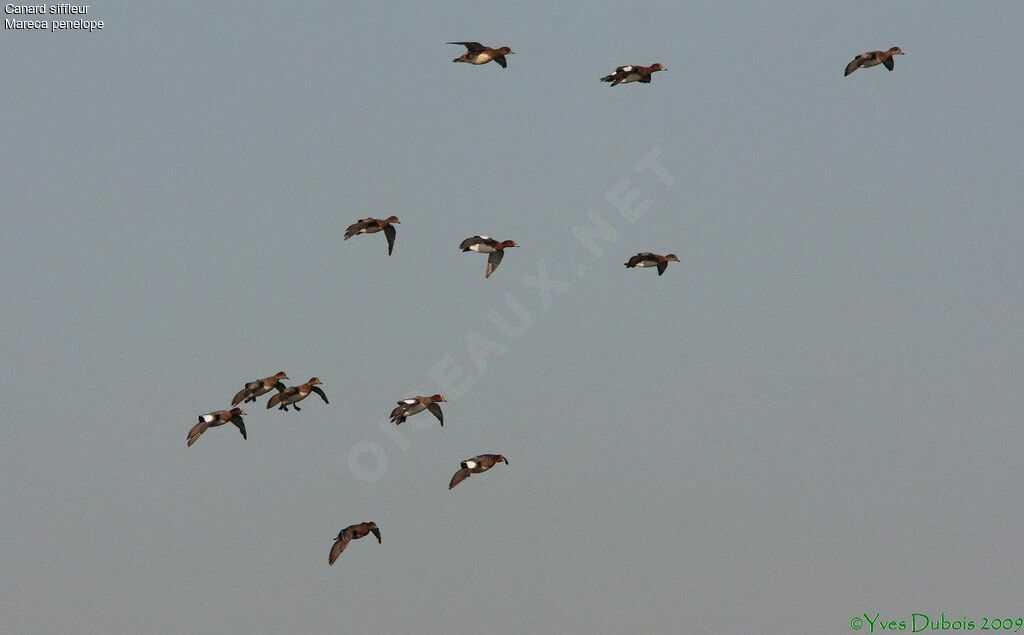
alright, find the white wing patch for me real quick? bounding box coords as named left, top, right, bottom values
left=464, top=460, right=477, bottom=468
left=202, top=414, right=216, bottom=422
left=621, top=66, right=633, bottom=72
left=400, top=398, right=418, bottom=405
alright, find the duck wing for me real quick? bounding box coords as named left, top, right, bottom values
left=390, top=404, right=408, bottom=424
left=311, top=386, right=329, bottom=404
left=485, top=250, right=504, bottom=278
left=426, top=402, right=444, bottom=426
left=460, top=236, right=483, bottom=251
left=384, top=223, right=396, bottom=255
left=370, top=526, right=381, bottom=543
left=187, top=420, right=209, bottom=447
left=449, top=467, right=471, bottom=490
left=231, top=387, right=249, bottom=406
left=625, top=253, right=654, bottom=268
left=883, top=55, right=895, bottom=71
left=329, top=534, right=351, bottom=565
left=344, top=218, right=374, bottom=240
left=231, top=380, right=259, bottom=405
left=448, top=41, right=485, bottom=54
left=844, top=55, right=865, bottom=76
left=267, top=386, right=298, bottom=409
left=231, top=415, right=247, bottom=440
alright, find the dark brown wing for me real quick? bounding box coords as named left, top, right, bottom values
left=267, top=387, right=297, bottom=409
left=383, top=224, right=396, bottom=256
left=187, top=421, right=209, bottom=447
left=844, top=56, right=863, bottom=76
left=329, top=535, right=351, bottom=565
left=231, top=387, right=248, bottom=406
left=311, top=386, right=329, bottom=404
left=449, top=467, right=471, bottom=490
left=657, top=260, right=668, bottom=276
left=370, top=526, right=381, bottom=543
left=494, top=55, right=507, bottom=68
left=426, top=402, right=444, bottom=426
left=390, top=405, right=408, bottom=424
left=883, top=56, right=895, bottom=71
left=272, top=381, right=286, bottom=392
left=231, top=415, right=247, bottom=440
left=448, top=41, right=485, bottom=54
left=344, top=218, right=373, bottom=240
left=485, top=250, right=504, bottom=278
left=232, top=380, right=260, bottom=406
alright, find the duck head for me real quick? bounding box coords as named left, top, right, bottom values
left=429, top=394, right=447, bottom=403
left=384, top=215, right=400, bottom=224
left=498, top=455, right=509, bottom=465
left=274, top=371, right=289, bottom=380
left=496, top=47, right=514, bottom=56
left=499, top=240, right=519, bottom=249
left=664, top=254, right=680, bottom=263
left=308, top=377, right=322, bottom=386
left=230, top=407, right=246, bottom=416
left=889, top=47, right=905, bottom=55
left=650, top=63, right=667, bottom=72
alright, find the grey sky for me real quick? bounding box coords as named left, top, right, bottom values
left=2, top=1, right=1022, bottom=633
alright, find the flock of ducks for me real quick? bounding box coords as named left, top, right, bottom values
left=188, top=41, right=906, bottom=566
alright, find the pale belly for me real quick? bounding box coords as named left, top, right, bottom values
left=469, top=244, right=496, bottom=253
left=470, top=53, right=494, bottom=64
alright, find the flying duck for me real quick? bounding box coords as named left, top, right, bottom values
left=625, top=252, right=679, bottom=276
left=449, top=454, right=509, bottom=490
left=266, top=377, right=328, bottom=412
left=459, top=236, right=519, bottom=278
left=448, top=42, right=514, bottom=68
left=390, top=394, right=446, bottom=426
left=187, top=407, right=246, bottom=447
left=329, top=522, right=381, bottom=565
left=344, top=216, right=400, bottom=256
left=231, top=371, right=288, bottom=406
left=844, top=47, right=904, bottom=76
left=600, top=63, right=666, bottom=86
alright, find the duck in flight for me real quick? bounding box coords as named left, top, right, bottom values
left=390, top=394, right=446, bottom=426
left=231, top=371, right=288, bottom=406
left=449, top=454, right=509, bottom=490
left=448, top=42, right=514, bottom=68
left=460, top=236, right=519, bottom=278
left=187, top=407, right=246, bottom=447
left=600, top=63, right=666, bottom=86
left=266, top=377, right=328, bottom=412
left=625, top=252, right=679, bottom=276
left=344, top=216, right=400, bottom=256
left=329, top=522, right=381, bottom=565
left=844, top=47, right=904, bottom=76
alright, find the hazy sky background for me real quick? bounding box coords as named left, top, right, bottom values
left=2, top=1, right=1022, bottom=632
